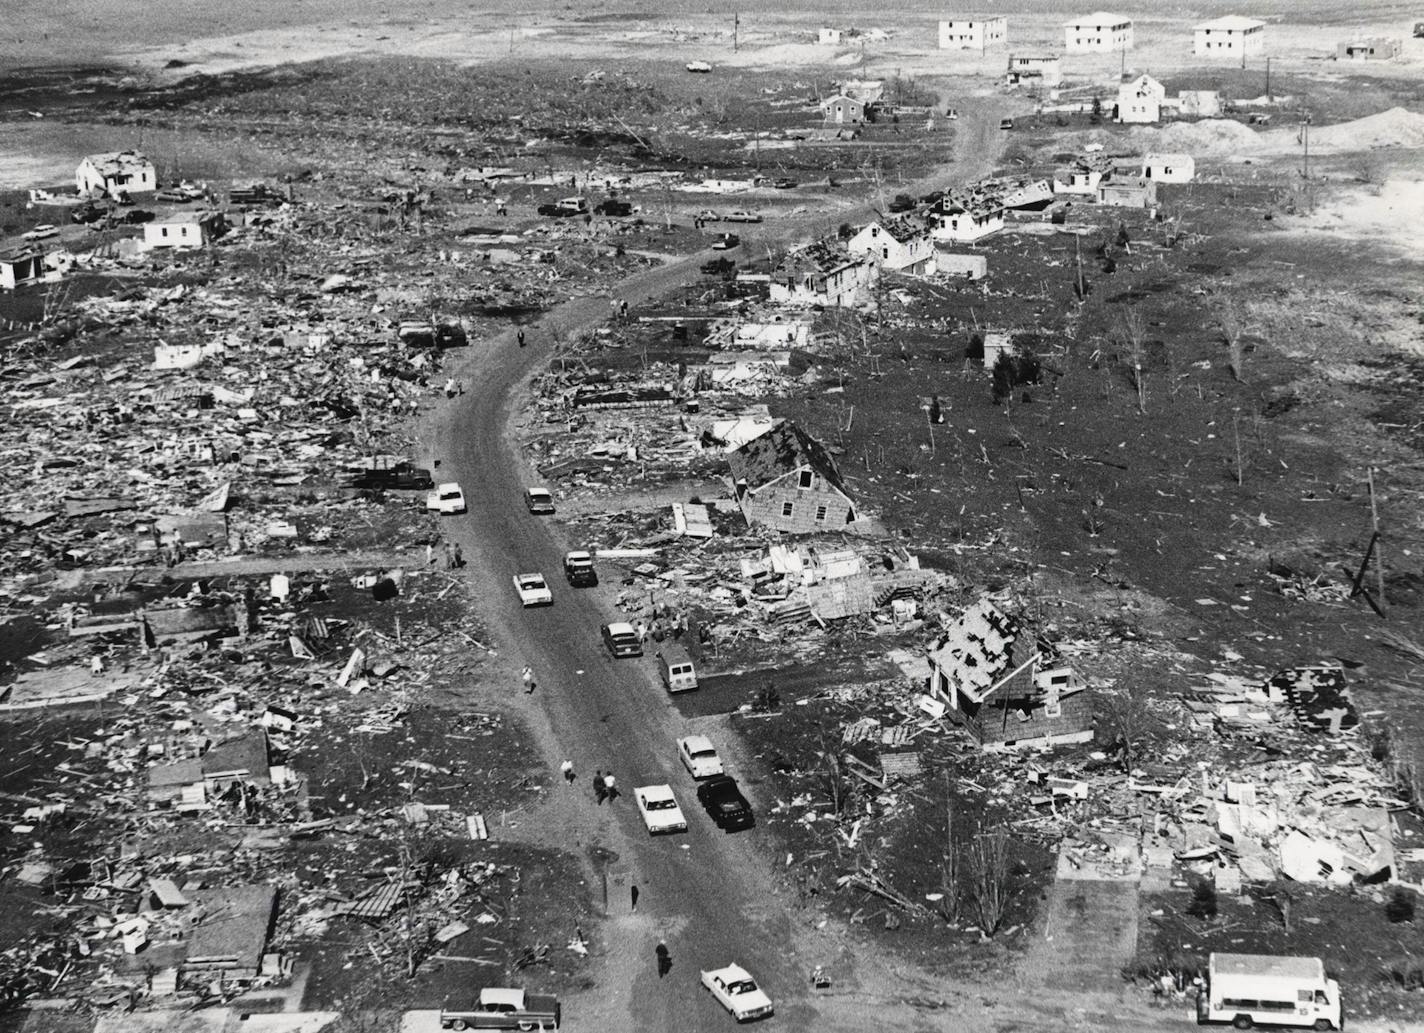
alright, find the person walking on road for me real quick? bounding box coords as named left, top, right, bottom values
left=522, top=665, right=535, bottom=693
left=560, top=760, right=575, bottom=785
left=656, top=940, right=672, bottom=978
left=517, top=328, right=526, bottom=348
left=594, top=770, right=607, bottom=804
left=631, top=885, right=640, bottom=912
left=603, top=773, right=617, bottom=801
left=453, top=543, right=463, bottom=568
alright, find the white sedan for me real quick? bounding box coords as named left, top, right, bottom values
left=22, top=224, right=59, bottom=241
left=512, top=572, right=552, bottom=607
left=634, top=784, right=687, bottom=835
left=701, top=963, right=774, bottom=1022
left=678, top=735, right=725, bottom=780
left=425, top=482, right=466, bottom=514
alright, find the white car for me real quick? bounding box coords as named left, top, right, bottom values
left=678, top=735, right=725, bottom=780
left=22, top=224, right=59, bottom=241
left=634, top=784, right=687, bottom=835
left=425, top=482, right=466, bottom=514
left=512, top=572, right=552, bottom=607
left=701, top=963, right=774, bottom=1022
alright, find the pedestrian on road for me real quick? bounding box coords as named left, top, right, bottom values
left=426, top=541, right=436, bottom=566
left=631, top=885, right=639, bottom=912
left=560, top=760, right=575, bottom=785
left=635, top=620, right=647, bottom=644
left=604, top=773, right=617, bottom=801
left=620, top=299, right=629, bottom=321
left=522, top=665, right=534, bottom=693
left=594, top=770, right=607, bottom=805
left=517, top=328, right=526, bottom=348
left=453, top=543, right=464, bottom=568
left=656, top=941, right=672, bottom=978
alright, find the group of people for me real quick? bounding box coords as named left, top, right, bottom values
left=633, top=610, right=689, bottom=645
left=427, top=540, right=463, bottom=569
left=559, top=761, right=619, bottom=803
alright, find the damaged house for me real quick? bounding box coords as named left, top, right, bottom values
left=769, top=243, right=876, bottom=307
left=727, top=419, right=860, bottom=534
left=76, top=150, right=157, bottom=199
left=846, top=218, right=936, bottom=275
left=926, top=599, right=1091, bottom=748
left=147, top=730, right=275, bottom=810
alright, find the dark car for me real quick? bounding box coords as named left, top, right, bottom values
left=711, top=233, right=739, bottom=251
left=999, top=117, right=1015, bottom=130
left=595, top=199, right=633, bottom=216
left=700, top=257, right=737, bottom=277
left=601, top=622, right=643, bottom=659
left=771, top=177, right=797, bottom=189
left=888, top=193, right=916, bottom=213
left=348, top=460, right=434, bottom=491
left=697, top=775, right=754, bottom=831
left=564, top=550, right=598, bottom=587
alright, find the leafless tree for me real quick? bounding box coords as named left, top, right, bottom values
left=967, top=828, right=1012, bottom=936
left=1117, top=308, right=1149, bottom=414
left=819, top=733, right=850, bottom=816
left=1255, top=882, right=1296, bottom=932
left=937, top=780, right=961, bottom=925
left=1098, top=688, right=1164, bottom=775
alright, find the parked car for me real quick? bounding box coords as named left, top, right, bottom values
left=701, top=963, right=773, bottom=1022
left=595, top=199, right=633, bottom=216
left=723, top=210, right=762, bottom=223
left=425, top=482, right=467, bottom=514
left=700, top=257, right=737, bottom=277
left=686, top=61, right=713, bottom=73
left=711, top=233, right=739, bottom=251
left=524, top=487, right=555, bottom=515
left=563, top=550, right=597, bottom=586
left=21, top=224, right=59, bottom=241
left=999, top=117, right=1015, bottom=130
left=944, top=107, right=960, bottom=119
left=512, top=572, right=553, bottom=607
left=678, top=735, right=724, bottom=779
left=438, top=987, right=561, bottom=1031
left=634, top=784, right=688, bottom=834
left=771, top=177, right=797, bottom=189
left=696, top=209, right=721, bottom=223
left=601, top=622, right=642, bottom=658
left=697, top=775, right=754, bottom=831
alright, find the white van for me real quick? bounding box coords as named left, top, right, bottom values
left=1199, top=953, right=1341, bottom=1031
left=656, top=647, right=698, bottom=693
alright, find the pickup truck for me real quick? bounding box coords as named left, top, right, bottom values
left=594, top=199, right=633, bottom=216
left=536, top=197, right=589, bottom=218
left=347, top=459, right=434, bottom=491
left=440, top=987, right=561, bottom=1030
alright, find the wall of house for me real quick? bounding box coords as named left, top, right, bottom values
left=958, top=689, right=1094, bottom=746
left=1065, top=22, right=1133, bottom=52
left=743, top=481, right=855, bottom=534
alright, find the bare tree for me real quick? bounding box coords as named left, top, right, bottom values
left=937, top=779, right=961, bottom=925
left=1219, top=299, right=1248, bottom=383
left=819, top=733, right=850, bottom=816
left=1098, top=688, right=1164, bottom=775
left=967, top=829, right=1012, bottom=937
left=1117, top=308, right=1149, bottom=414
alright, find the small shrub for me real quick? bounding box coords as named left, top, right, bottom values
left=1387, top=887, right=1418, bottom=924
left=1187, top=878, right=1218, bottom=920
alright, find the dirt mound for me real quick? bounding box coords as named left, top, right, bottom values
left=1146, top=118, right=1267, bottom=157
left=1305, top=107, right=1424, bottom=152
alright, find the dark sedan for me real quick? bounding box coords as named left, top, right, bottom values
left=697, top=775, right=754, bottom=831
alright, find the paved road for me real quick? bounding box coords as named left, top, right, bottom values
left=424, top=95, right=1042, bottom=1033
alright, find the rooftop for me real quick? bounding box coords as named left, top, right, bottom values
left=729, top=418, right=849, bottom=495
left=1064, top=11, right=1132, bottom=26
left=81, top=150, right=154, bottom=172
left=1195, top=15, right=1266, bottom=30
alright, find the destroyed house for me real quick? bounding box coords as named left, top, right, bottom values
left=144, top=211, right=226, bottom=249
left=847, top=219, right=935, bottom=274
left=0, top=248, right=47, bottom=290
left=183, top=884, right=278, bottom=982
left=727, top=419, right=858, bottom=533
left=147, top=730, right=272, bottom=808
left=76, top=150, right=157, bottom=198
left=927, top=599, right=1090, bottom=748
left=1097, top=175, right=1157, bottom=208
left=1053, top=159, right=1109, bottom=195
left=930, top=201, right=1004, bottom=243
left=769, top=243, right=875, bottom=307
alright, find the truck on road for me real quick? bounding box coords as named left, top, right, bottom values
left=536, top=197, right=589, bottom=218
left=440, top=987, right=561, bottom=1030
left=1198, top=953, right=1340, bottom=1031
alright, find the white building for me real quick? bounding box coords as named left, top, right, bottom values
left=847, top=220, right=936, bottom=275
left=770, top=245, right=877, bottom=307
left=818, top=27, right=843, bottom=45
left=1116, top=73, right=1165, bottom=124
left=1006, top=54, right=1063, bottom=88
left=76, top=151, right=157, bottom=198
left=938, top=16, right=1007, bottom=50
left=144, top=211, right=225, bottom=250
left=1064, top=12, right=1133, bottom=53
left=930, top=203, right=1004, bottom=244
left=1141, top=153, right=1195, bottom=183
left=1194, top=16, right=1266, bottom=57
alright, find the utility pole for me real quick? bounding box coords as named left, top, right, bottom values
left=1265, top=57, right=1271, bottom=101
left=733, top=12, right=739, bottom=52
left=1300, top=114, right=1310, bottom=180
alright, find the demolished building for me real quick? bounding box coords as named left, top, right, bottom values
left=727, top=419, right=860, bottom=534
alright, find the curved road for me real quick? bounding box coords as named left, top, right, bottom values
left=425, top=96, right=1034, bottom=1033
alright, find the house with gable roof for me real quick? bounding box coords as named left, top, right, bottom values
left=926, top=598, right=1092, bottom=748
left=846, top=218, right=935, bottom=275
left=727, top=419, right=860, bottom=533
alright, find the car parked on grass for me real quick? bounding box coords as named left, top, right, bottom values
left=722, top=210, right=762, bottom=223
left=594, top=199, right=633, bottom=217
left=512, top=572, right=553, bottom=607
left=563, top=550, right=597, bottom=586
left=678, top=735, right=724, bottom=779
left=601, top=622, right=642, bottom=658
left=697, top=775, right=754, bottom=831
left=701, top=963, right=773, bottom=1022
left=22, top=224, right=59, bottom=241
left=634, top=784, right=688, bottom=835
left=425, top=482, right=467, bottom=514
left=696, top=209, right=721, bottom=223
left=771, top=177, right=797, bottom=189
left=999, top=117, right=1015, bottom=130
left=524, top=487, right=555, bottom=515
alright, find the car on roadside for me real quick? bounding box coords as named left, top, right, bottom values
left=701, top=963, right=773, bottom=1022
left=944, top=107, right=960, bottom=119
left=601, top=622, right=642, bottom=658
left=524, top=487, right=555, bottom=515
left=512, top=572, right=553, bottom=607
left=696, top=209, right=721, bottom=223
left=634, top=784, right=688, bottom=835
left=425, top=482, right=467, bottom=514
left=722, top=210, right=762, bottom=223
left=771, top=177, right=797, bottom=189
left=711, top=233, right=739, bottom=251
left=999, top=117, right=1015, bottom=130
left=348, top=459, right=434, bottom=491
left=563, top=550, right=597, bottom=587
left=595, top=199, right=633, bottom=217
left=678, top=735, right=725, bottom=779
left=22, top=224, right=59, bottom=241
left=697, top=775, right=754, bottom=831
